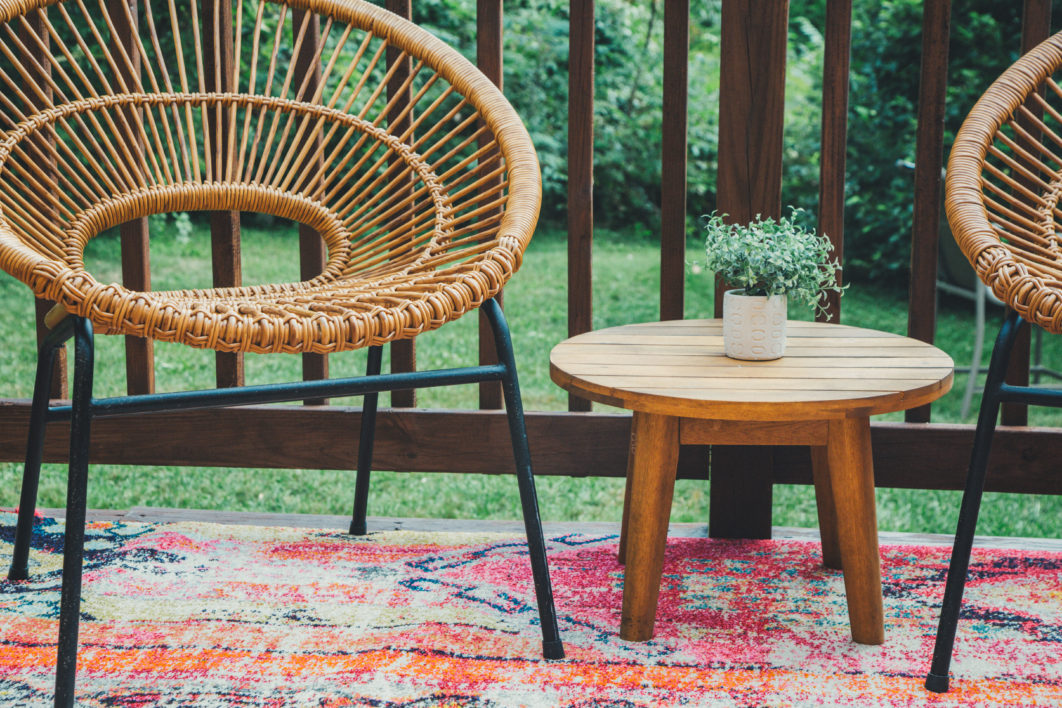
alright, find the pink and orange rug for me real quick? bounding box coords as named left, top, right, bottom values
left=1, top=512, right=1060, bottom=706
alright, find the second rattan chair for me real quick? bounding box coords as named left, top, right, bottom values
left=926, top=30, right=1062, bottom=693
left=0, top=0, right=564, bottom=703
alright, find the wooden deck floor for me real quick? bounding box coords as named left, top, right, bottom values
left=20, top=506, right=1062, bottom=552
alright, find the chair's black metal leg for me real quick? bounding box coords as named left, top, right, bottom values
left=926, top=310, right=1023, bottom=693
left=8, top=319, right=76, bottom=581
left=350, top=345, right=382, bottom=536
left=483, top=298, right=565, bottom=660
left=54, top=318, right=94, bottom=708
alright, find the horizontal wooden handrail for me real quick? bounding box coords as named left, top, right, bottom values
left=0, top=403, right=1059, bottom=494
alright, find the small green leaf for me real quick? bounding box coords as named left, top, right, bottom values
left=698, top=208, right=847, bottom=319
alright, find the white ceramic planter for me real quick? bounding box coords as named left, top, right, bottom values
left=722, top=289, right=787, bottom=360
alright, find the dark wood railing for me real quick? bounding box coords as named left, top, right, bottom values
left=2, top=0, right=1061, bottom=538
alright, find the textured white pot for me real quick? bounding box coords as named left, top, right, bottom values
left=722, top=289, right=787, bottom=361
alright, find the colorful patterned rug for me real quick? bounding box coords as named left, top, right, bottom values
left=1, top=513, right=1060, bottom=706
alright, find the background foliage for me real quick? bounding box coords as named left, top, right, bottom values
left=405, top=0, right=1050, bottom=285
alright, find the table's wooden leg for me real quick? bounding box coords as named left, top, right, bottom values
left=826, top=417, right=884, bottom=645
left=620, top=411, right=679, bottom=641
left=811, top=445, right=842, bottom=570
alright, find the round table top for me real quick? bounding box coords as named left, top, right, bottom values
left=549, top=319, right=954, bottom=421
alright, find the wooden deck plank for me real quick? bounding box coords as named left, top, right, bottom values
left=11, top=506, right=1062, bottom=552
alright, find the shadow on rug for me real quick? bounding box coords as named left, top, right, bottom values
left=1, top=512, right=1059, bottom=706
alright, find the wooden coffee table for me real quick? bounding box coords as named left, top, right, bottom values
left=550, top=319, right=953, bottom=645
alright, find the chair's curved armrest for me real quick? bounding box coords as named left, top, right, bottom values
left=0, top=225, right=57, bottom=283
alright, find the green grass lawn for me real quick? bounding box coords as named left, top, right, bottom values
left=3, top=219, right=1062, bottom=539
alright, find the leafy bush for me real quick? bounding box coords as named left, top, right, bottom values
left=403, top=0, right=1029, bottom=285
left=836, top=0, right=1025, bottom=283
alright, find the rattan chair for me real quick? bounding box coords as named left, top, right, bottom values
left=0, top=0, right=564, bottom=702
left=926, top=30, right=1062, bottom=692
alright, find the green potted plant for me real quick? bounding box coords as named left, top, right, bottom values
left=701, top=209, right=844, bottom=360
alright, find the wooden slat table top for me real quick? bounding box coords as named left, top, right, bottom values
left=550, top=320, right=954, bottom=421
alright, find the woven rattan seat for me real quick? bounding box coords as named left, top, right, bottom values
left=927, top=30, right=1062, bottom=693
left=0, top=0, right=534, bottom=353
left=0, top=0, right=564, bottom=703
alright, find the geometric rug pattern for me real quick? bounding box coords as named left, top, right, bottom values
left=1, top=513, right=1060, bottom=706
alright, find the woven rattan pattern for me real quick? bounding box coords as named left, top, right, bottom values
left=946, top=32, right=1062, bottom=334
left=0, top=0, right=539, bottom=353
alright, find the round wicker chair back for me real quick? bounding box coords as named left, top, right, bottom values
left=946, top=31, right=1062, bottom=334
left=928, top=29, right=1062, bottom=694
left=0, top=0, right=539, bottom=353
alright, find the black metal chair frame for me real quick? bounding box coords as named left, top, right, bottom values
left=926, top=309, right=1060, bottom=692
left=6, top=296, right=564, bottom=706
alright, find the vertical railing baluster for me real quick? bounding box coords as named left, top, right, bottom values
left=710, top=0, right=788, bottom=540
left=202, top=0, right=244, bottom=388
left=1001, top=0, right=1053, bottom=426
left=817, top=0, right=851, bottom=324
left=293, top=10, right=329, bottom=405
left=714, top=0, right=787, bottom=284
left=659, top=0, right=688, bottom=322
left=477, top=0, right=504, bottom=410
left=386, top=0, right=416, bottom=408
left=567, top=0, right=594, bottom=413
left=906, top=0, right=951, bottom=424
left=119, top=223, right=154, bottom=396
left=661, top=0, right=709, bottom=493
left=109, top=0, right=154, bottom=396
left=20, top=10, right=68, bottom=400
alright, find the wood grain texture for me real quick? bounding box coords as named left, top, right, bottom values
left=567, top=0, right=594, bottom=412
left=299, top=218, right=329, bottom=403
left=618, top=427, right=637, bottom=564
left=1021, top=0, right=1052, bottom=53
left=905, top=0, right=951, bottom=423
left=1001, top=1, right=1052, bottom=426
left=293, top=10, right=328, bottom=404
left=553, top=317, right=949, bottom=570
left=0, top=404, right=1056, bottom=492
left=21, top=13, right=67, bottom=399
left=120, top=221, right=155, bottom=396
left=825, top=417, right=883, bottom=644
left=619, top=412, right=680, bottom=641
left=713, top=0, right=788, bottom=537
left=680, top=418, right=827, bottom=446
left=777, top=421, right=1062, bottom=494
left=810, top=445, right=842, bottom=570
left=550, top=320, right=954, bottom=421
left=202, top=0, right=244, bottom=388
left=0, top=405, right=635, bottom=477
left=386, top=0, right=416, bottom=408
left=477, top=0, right=504, bottom=410
left=660, top=0, right=689, bottom=322
left=209, top=211, right=244, bottom=388
left=107, top=0, right=155, bottom=396
left=817, top=0, right=851, bottom=322
left=714, top=0, right=788, bottom=313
